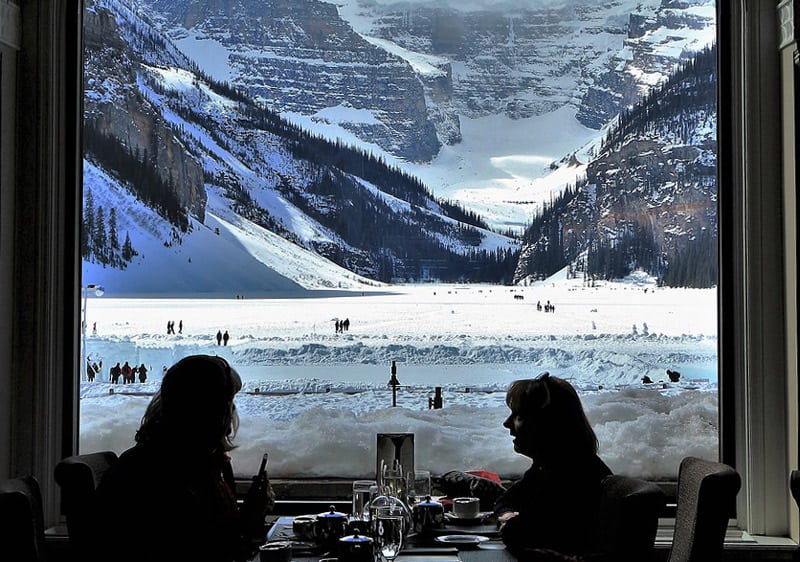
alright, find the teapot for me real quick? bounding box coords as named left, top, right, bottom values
left=314, top=505, right=348, bottom=547
left=411, top=495, right=444, bottom=535
left=338, top=532, right=374, bottom=562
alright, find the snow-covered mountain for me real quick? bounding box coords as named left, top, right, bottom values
left=82, top=0, right=518, bottom=295
left=137, top=0, right=715, bottom=156
left=515, top=44, right=717, bottom=287
left=81, top=0, right=716, bottom=295
left=137, top=0, right=442, bottom=162
left=338, top=0, right=715, bottom=127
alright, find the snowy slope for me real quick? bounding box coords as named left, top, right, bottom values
left=83, top=161, right=384, bottom=296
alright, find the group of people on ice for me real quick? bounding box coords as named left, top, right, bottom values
left=334, top=318, right=350, bottom=333
left=86, top=359, right=148, bottom=383
left=108, top=361, right=148, bottom=384
left=537, top=300, right=556, bottom=312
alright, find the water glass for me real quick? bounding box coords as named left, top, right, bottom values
left=351, top=479, right=377, bottom=520
left=381, top=468, right=407, bottom=502
left=406, top=469, right=431, bottom=505
left=373, top=507, right=404, bottom=561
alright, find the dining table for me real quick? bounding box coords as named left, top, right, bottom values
left=257, top=514, right=518, bottom=562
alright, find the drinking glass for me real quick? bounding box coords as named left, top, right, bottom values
left=406, top=469, right=431, bottom=505
left=373, top=507, right=404, bottom=561
left=351, top=479, right=377, bottom=520
left=381, top=467, right=407, bottom=503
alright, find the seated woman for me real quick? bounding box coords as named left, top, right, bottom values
left=90, top=355, right=273, bottom=562
left=493, top=373, right=611, bottom=559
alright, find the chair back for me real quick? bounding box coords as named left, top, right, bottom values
left=668, top=456, right=741, bottom=562
left=0, top=475, right=48, bottom=562
left=592, top=474, right=666, bottom=562
left=54, top=451, right=118, bottom=555
left=790, top=469, right=800, bottom=508
left=791, top=471, right=800, bottom=562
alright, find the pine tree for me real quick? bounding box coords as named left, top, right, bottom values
left=122, top=232, right=135, bottom=262
left=83, top=188, right=95, bottom=257
left=109, top=208, right=120, bottom=251
left=94, top=206, right=108, bottom=263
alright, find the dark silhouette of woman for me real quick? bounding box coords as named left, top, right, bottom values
left=493, top=373, right=611, bottom=559
left=91, top=355, right=273, bottom=562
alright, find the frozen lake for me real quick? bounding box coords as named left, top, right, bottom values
left=79, top=278, right=719, bottom=480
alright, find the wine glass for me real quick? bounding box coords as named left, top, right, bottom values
left=373, top=508, right=404, bottom=561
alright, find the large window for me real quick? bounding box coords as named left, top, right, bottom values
left=79, top=0, right=720, bottom=481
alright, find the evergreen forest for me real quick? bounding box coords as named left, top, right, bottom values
left=518, top=45, right=718, bottom=288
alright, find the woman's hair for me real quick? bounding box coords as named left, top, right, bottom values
left=505, top=373, right=598, bottom=463
left=135, top=355, right=242, bottom=452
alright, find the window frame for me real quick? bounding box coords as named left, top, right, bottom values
left=10, top=0, right=792, bottom=536
left=8, top=0, right=84, bottom=521
left=718, top=0, right=792, bottom=536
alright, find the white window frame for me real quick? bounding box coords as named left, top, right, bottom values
left=721, top=0, right=793, bottom=537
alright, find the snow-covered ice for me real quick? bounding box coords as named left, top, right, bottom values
left=79, top=273, right=718, bottom=482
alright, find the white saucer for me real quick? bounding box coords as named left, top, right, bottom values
left=434, top=534, right=490, bottom=547
left=444, top=511, right=492, bottom=525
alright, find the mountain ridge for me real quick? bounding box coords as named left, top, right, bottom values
left=81, top=0, right=717, bottom=294
left=82, top=0, right=518, bottom=295
left=515, top=44, right=717, bottom=287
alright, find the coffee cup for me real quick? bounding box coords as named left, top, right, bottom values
left=451, top=496, right=480, bottom=519
left=292, top=514, right=317, bottom=541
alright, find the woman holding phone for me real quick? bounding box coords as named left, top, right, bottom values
left=91, top=354, right=274, bottom=562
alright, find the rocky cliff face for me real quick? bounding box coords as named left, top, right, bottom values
left=557, top=138, right=715, bottom=253
left=141, top=0, right=441, bottom=162
left=366, top=4, right=629, bottom=122
left=576, top=0, right=716, bottom=128
left=513, top=44, right=717, bottom=285
left=84, top=1, right=206, bottom=221
left=132, top=0, right=714, bottom=162
left=347, top=0, right=714, bottom=132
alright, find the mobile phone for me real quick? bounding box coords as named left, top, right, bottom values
left=258, top=452, right=269, bottom=478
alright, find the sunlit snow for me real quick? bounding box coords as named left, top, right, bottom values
left=80, top=274, right=717, bottom=482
